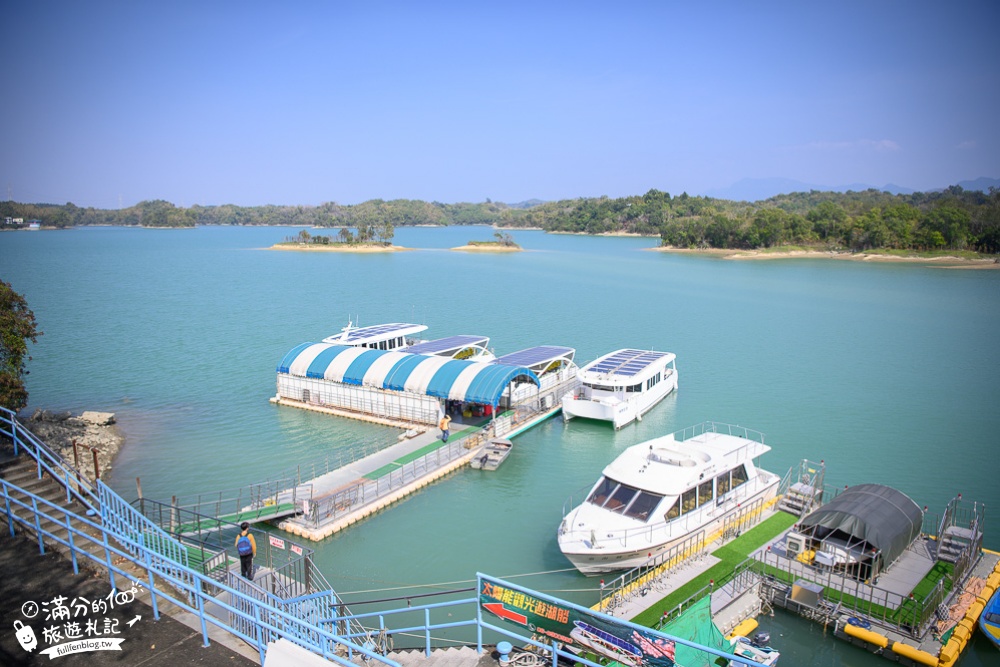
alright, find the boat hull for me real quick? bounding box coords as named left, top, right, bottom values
left=562, top=372, right=677, bottom=429
left=560, top=479, right=778, bottom=574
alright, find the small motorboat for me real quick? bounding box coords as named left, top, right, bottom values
left=470, top=439, right=513, bottom=471
left=729, top=632, right=780, bottom=666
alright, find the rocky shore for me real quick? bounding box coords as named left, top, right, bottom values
left=22, top=409, right=125, bottom=482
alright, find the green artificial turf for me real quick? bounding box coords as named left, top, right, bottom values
left=632, top=511, right=798, bottom=627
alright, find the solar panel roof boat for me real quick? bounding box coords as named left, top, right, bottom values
left=403, top=335, right=494, bottom=361
left=492, top=346, right=575, bottom=373
left=562, top=348, right=677, bottom=429
left=321, top=321, right=428, bottom=350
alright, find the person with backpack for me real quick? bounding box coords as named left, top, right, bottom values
left=235, top=522, right=257, bottom=580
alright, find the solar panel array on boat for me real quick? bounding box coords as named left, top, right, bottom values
left=586, top=349, right=670, bottom=377
left=493, top=346, right=575, bottom=368
left=339, top=323, right=423, bottom=342
left=404, top=335, right=489, bottom=355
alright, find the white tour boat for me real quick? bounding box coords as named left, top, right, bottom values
left=558, top=423, right=781, bottom=574
left=322, top=321, right=428, bottom=350
left=561, top=349, right=677, bottom=429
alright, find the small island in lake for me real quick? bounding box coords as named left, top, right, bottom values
left=452, top=231, right=522, bottom=252
left=269, top=228, right=410, bottom=253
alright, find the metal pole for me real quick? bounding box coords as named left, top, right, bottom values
left=91, top=447, right=100, bottom=480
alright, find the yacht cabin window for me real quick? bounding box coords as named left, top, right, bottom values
left=713, top=465, right=750, bottom=499
left=584, top=383, right=620, bottom=392
left=681, top=488, right=697, bottom=514
left=586, top=477, right=663, bottom=522
left=697, top=480, right=714, bottom=507
left=731, top=465, right=749, bottom=489
left=625, top=490, right=663, bottom=521
left=645, top=372, right=662, bottom=391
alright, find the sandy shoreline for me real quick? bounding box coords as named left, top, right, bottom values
left=650, top=247, right=1000, bottom=269
left=268, top=244, right=412, bottom=253
left=450, top=244, right=522, bottom=252
left=550, top=230, right=660, bottom=237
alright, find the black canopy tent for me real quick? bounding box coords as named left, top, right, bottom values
left=797, top=484, right=923, bottom=580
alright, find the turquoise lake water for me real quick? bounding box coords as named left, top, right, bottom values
left=2, top=225, right=998, bottom=665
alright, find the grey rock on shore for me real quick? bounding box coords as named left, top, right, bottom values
left=22, top=409, right=125, bottom=482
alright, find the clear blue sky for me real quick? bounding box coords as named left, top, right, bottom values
left=3, top=1, right=998, bottom=208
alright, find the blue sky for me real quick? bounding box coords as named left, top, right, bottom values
left=3, top=1, right=998, bottom=208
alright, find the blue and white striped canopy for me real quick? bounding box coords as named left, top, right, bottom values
left=277, top=343, right=540, bottom=407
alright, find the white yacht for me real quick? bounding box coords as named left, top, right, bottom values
left=557, top=423, right=781, bottom=574
left=561, top=349, right=677, bottom=429
left=322, top=321, right=428, bottom=350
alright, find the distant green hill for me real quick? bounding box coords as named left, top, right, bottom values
left=2, top=184, right=997, bottom=254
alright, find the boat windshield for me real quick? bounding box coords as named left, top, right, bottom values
left=586, top=477, right=663, bottom=522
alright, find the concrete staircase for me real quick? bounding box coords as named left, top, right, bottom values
left=0, top=454, right=101, bottom=554
left=0, top=453, right=194, bottom=618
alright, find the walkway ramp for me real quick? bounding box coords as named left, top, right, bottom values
left=173, top=502, right=300, bottom=535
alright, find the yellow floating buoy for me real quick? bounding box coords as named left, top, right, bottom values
left=890, top=641, right=937, bottom=666
left=726, top=618, right=758, bottom=640
left=842, top=622, right=889, bottom=648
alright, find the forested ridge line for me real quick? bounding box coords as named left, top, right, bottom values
left=3, top=185, right=998, bottom=254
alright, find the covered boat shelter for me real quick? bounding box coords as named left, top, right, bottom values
left=794, top=483, right=924, bottom=582
left=493, top=346, right=576, bottom=407
left=275, top=343, right=540, bottom=425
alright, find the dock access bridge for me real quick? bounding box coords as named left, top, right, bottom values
left=0, top=407, right=764, bottom=667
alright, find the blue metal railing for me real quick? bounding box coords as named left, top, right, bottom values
left=0, top=405, right=99, bottom=512
left=1, top=476, right=398, bottom=666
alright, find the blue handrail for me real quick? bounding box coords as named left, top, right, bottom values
left=0, top=406, right=99, bottom=513
left=1, top=476, right=399, bottom=667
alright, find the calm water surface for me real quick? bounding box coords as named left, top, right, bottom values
left=2, top=226, right=998, bottom=665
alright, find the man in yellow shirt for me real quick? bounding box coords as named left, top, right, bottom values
left=439, top=414, right=452, bottom=442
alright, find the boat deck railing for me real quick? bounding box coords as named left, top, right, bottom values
left=598, top=530, right=708, bottom=613
left=675, top=421, right=766, bottom=446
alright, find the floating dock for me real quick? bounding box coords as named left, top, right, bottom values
left=275, top=402, right=565, bottom=541
left=585, top=466, right=995, bottom=667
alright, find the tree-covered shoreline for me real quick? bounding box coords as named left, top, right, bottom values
left=2, top=185, right=998, bottom=254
